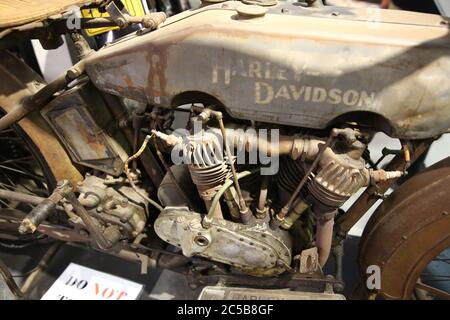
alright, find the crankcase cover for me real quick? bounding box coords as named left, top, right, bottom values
left=154, top=207, right=292, bottom=276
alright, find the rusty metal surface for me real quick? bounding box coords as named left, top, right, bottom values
left=41, top=83, right=128, bottom=176
left=86, top=2, right=450, bottom=139
left=359, top=156, right=450, bottom=300
left=0, top=50, right=82, bottom=187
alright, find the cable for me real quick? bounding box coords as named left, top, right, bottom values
left=153, top=135, right=193, bottom=208
left=123, top=134, right=164, bottom=212
left=203, top=168, right=260, bottom=227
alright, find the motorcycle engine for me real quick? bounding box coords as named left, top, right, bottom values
left=152, top=120, right=398, bottom=276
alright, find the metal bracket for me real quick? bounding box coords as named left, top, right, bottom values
left=106, top=0, right=130, bottom=28
left=295, top=247, right=320, bottom=274
left=104, top=0, right=167, bottom=30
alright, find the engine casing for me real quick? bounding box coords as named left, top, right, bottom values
left=154, top=207, right=292, bottom=276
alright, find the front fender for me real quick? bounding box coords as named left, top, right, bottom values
left=359, top=156, right=450, bottom=299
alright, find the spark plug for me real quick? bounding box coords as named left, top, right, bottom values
left=369, top=169, right=405, bottom=183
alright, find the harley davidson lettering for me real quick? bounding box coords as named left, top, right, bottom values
left=254, top=82, right=376, bottom=107
left=212, top=60, right=376, bottom=107
left=212, top=59, right=291, bottom=83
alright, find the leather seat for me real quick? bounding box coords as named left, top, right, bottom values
left=0, top=0, right=103, bottom=28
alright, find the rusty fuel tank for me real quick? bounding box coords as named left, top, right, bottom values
left=85, top=2, right=450, bottom=139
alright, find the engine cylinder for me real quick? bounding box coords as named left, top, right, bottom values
left=277, top=143, right=369, bottom=267
left=277, top=144, right=369, bottom=216
left=178, top=131, right=232, bottom=217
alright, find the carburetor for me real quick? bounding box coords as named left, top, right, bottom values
left=71, top=174, right=148, bottom=244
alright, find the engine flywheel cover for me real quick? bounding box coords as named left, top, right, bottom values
left=154, top=207, right=292, bottom=276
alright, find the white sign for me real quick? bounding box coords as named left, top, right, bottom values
left=41, top=263, right=143, bottom=300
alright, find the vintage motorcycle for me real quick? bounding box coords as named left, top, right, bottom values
left=0, top=0, right=449, bottom=300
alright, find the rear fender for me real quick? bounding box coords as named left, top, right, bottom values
left=359, top=156, right=450, bottom=299
left=0, top=50, right=82, bottom=187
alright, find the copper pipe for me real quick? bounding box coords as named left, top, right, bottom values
left=223, top=187, right=240, bottom=220
left=208, top=126, right=324, bottom=160
left=155, top=126, right=325, bottom=160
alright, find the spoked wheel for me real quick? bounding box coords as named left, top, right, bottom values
left=0, top=110, right=55, bottom=243
left=414, top=248, right=450, bottom=300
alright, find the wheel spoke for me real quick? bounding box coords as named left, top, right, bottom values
left=0, top=170, right=16, bottom=188
left=0, top=165, right=45, bottom=182
left=0, top=182, right=15, bottom=190
left=0, top=122, right=50, bottom=215
left=0, top=137, right=22, bottom=141
left=0, top=199, right=14, bottom=209
left=0, top=157, right=33, bottom=165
